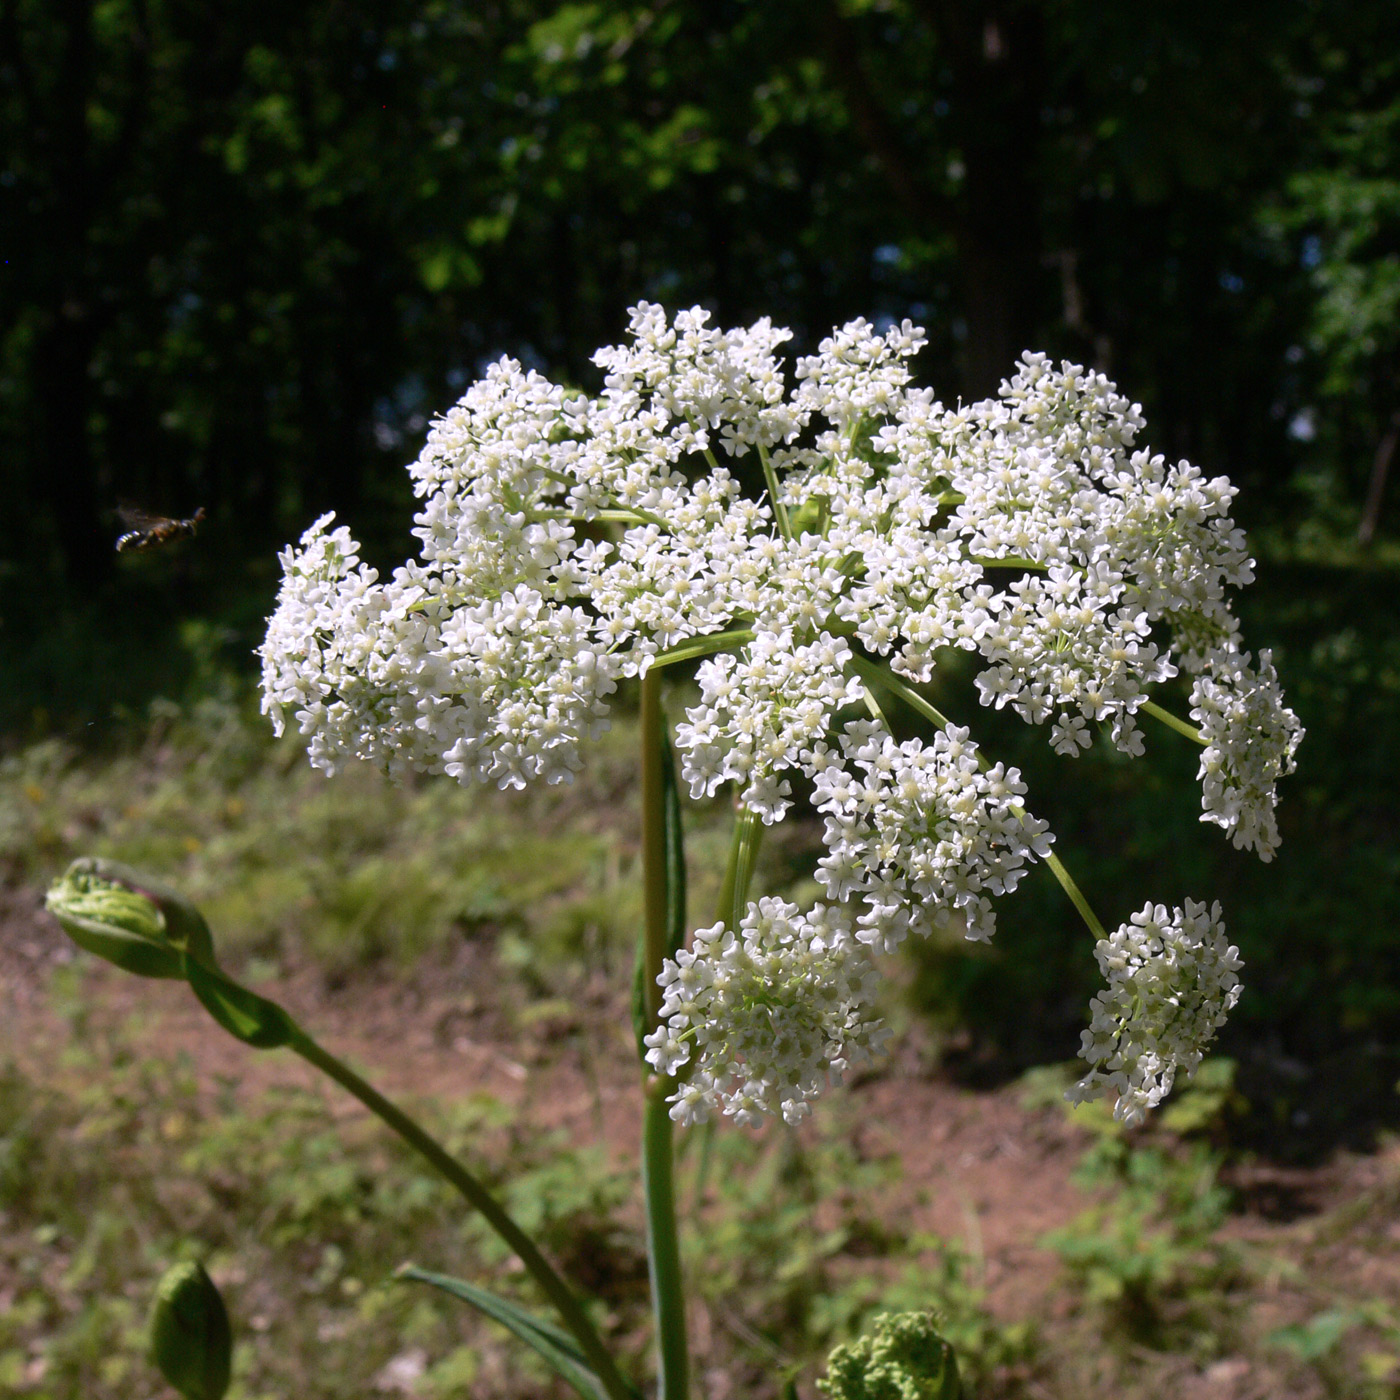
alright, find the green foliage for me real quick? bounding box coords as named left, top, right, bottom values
left=5, top=0, right=1400, bottom=733
left=0, top=1040, right=647, bottom=1400
left=1044, top=1107, right=1240, bottom=1348
left=0, top=694, right=652, bottom=976
left=0, top=996, right=1027, bottom=1399
left=1270, top=1306, right=1368, bottom=1363
left=1158, top=1059, right=1247, bottom=1139
left=490, top=1146, right=645, bottom=1298
left=1268, top=1299, right=1400, bottom=1400
left=684, top=1124, right=1033, bottom=1396
left=1259, top=38, right=1400, bottom=426
left=7, top=818, right=1400, bottom=1399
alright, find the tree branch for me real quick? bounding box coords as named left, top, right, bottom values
left=1358, top=409, right=1400, bottom=548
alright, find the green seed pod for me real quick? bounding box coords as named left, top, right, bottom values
left=149, top=1261, right=232, bottom=1400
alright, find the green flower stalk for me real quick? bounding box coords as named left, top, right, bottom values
left=45, top=860, right=636, bottom=1400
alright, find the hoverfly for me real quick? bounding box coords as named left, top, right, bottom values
left=115, top=504, right=206, bottom=553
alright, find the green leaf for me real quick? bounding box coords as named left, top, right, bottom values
left=631, top=932, right=649, bottom=1063
left=149, top=1261, right=232, bottom=1400
left=185, top=958, right=299, bottom=1050
left=1268, top=1307, right=1365, bottom=1361
left=396, top=1265, right=638, bottom=1400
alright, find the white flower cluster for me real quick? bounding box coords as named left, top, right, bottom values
left=1191, top=648, right=1304, bottom=861
left=810, top=721, right=1053, bottom=949
left=643, top=898, right=889, bottom=1125
left=675, top=631, right=864, bottom=822
left=261, top=303, right=1299, bottom=1124
left=1069, top=900, right=1243, bottom=1125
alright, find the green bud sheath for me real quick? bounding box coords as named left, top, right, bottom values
left=46, top=862, right=184, bottom=979
left=149, top=1261, right=232, bottom=1400
left=46, top=857, right=219, bottom=977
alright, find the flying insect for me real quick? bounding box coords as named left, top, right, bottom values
left=115, top=505, right=206, bottom=553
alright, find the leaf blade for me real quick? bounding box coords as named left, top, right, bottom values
left=396, top=1265, right=637, bottom=1400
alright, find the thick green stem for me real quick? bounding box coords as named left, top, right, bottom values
left=639, top=670, right=688, bottom=1400
left=641, top=673, right=670, bottom=1028
left=288, top=1033, right=633, bottom=1400
left=642, top=1079, right=687, bottom=1400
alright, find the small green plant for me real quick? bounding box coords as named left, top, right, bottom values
left=1044, top=1106, right=1240, bottom=1347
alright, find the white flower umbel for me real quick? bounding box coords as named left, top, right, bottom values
left=260, top=513, right=622, bottom=788
left=674, top=631, right=864, bottom=823
left=1069, top=900, right=1243, bottom=1126
left=260, top=514, right=445, bottom=778
left=644, top=899, right=889, bottom=1126
left=263, top=305, right=1295, bottom=832
left=811, top=722, right=1053, bottom=949
left=1191, top=648, right=1304, bottom=861
left=260, top=304, right=1301, bottom=1125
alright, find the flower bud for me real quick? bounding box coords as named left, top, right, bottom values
left=817, top=1311, right=959, bottom=1400
left=149, top=1261, right=232, bottom=1400
left=47, top=861, right=183, bottom=979
left=46, top=857, right=219, bottom=978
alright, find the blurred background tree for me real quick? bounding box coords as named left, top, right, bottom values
left=2, top=0, right=1397, bottom=1142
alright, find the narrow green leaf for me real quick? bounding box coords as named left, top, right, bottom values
left=397, top=1265, right=638, bottom=1400
left=185, top=958, right=298, bottom=1049
left=631, top=933, right=649, bottom=1063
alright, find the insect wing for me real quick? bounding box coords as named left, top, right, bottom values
left=116, top=503, right=164, bottom=531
